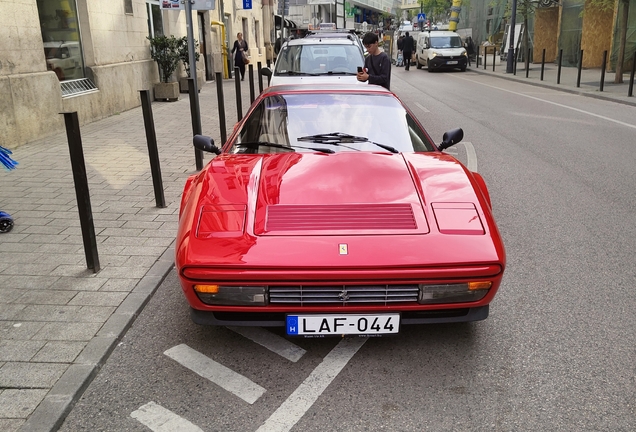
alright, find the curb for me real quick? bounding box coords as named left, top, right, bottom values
left=18, top=245, right=176, bottom=432
left=468, top=67, right=636, bottom=108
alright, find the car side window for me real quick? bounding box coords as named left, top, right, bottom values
left=406, top=114, right=434, bottom=152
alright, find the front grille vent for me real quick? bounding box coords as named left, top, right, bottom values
left=266, top=204, right=417, bottom=231
left=269, top=284, right=419, bottom=306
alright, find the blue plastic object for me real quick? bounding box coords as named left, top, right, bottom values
left=0, top=145, right=18, bottom=171
left=0, top=211, right=13, bottom=233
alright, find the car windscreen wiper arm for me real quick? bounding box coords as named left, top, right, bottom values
left=235, top=141, right=335, bottom=154
left=297, top=132, right=399, bottom=153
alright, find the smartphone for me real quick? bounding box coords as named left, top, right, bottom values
left=357, top=66, right=363, bottom=73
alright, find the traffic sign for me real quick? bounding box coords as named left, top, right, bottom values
left=417, top=13, right=426, bottom=22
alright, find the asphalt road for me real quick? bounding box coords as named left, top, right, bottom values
left=59, top=69, right=636, bottom=432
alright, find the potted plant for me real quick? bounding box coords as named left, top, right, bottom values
left=147, top=35, right=181, bottom=101
left=177, top=37, right=204, bottom=93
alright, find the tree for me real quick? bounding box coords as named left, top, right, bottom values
left=177, top=37, right=200, bottom=78
left=614, top=0, right=630, bottom=83
left=419, top=0, right=453, bottom=25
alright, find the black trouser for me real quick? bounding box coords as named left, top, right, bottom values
left=403, top=51, right=412, bottom=70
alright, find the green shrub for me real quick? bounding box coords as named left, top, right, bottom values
left=148, top=35, right=180, bottom=83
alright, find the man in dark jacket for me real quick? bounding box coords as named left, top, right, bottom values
left=402, top=31, right=414, bottom=71
left=357, top=32, right=391, bottom=90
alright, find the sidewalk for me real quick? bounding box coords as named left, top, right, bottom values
left=466, top=57, right=636, bottom=107
left=0, top=75, right=257, bottom=432
left=1, top=62, right=634, bottom=432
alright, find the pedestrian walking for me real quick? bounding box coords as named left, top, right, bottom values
left=231, top=32, right=249, bottom=81
left=397, top=35, right=404, bottom=67
left=465, top=36, right=475, bottom=66
left=402, top=31, right=414, bottom=71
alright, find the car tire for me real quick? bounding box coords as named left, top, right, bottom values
left=460, top=66, right=466, bottom=72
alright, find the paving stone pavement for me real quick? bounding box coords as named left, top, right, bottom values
left=0, top=62, right=634, bottom=432
left=0, top=72, right=259, bottom=432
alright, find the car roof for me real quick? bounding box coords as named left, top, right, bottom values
left=283, top=37, right=358, bottom=47
left=261, top=83, right=393, bottom=96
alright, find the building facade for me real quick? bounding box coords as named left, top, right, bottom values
left=1, top=0, right=268, bottom=149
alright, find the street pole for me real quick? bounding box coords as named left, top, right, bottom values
left=184, top=0, right=203, bottom=169
left=506, top=0, right=518, bottom=73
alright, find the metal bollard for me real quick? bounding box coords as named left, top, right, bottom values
left=493, top=47, right=496, bottom=72
left=215, top=72, right=227, bottom=146
left=629, top=51, right=635, bottom=97
left=526, top=48, right=531, bottom=78
left=484, top=49, right=487, bottom=70
left=557, top=49, right=563, bottom=84
left=234, top=66, right=243, bottom=121
left=541, top=49, right=546, bottom=81
left=248, top=64, right=255, bottom=103
left=257, top=61, right=263, bottom=93
left=62, top=112, right=100, bottom=273
left=513, top=49, right=518, bottom=75
left=139, top=90, right=166, bottom=207
left=576, top=50, right=583, bottom=88
left=600, top=50, right=607, bottom=92
left=188, top=79, right=204, bottom=170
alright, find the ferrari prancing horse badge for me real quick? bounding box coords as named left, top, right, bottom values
left=339, top=244, right=348, bottom=255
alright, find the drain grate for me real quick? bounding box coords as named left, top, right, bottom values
left=60, top=78, right=98, bottom=98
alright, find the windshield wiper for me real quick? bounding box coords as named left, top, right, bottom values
left=235, top=141, right=335, bottom=154
left=297, top=132, right=399, bottom=153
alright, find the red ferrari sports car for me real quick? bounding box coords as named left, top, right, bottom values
left=175, top=84, right=505, bottom=336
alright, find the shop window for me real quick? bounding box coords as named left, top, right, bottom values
left=147, top=0, right=164, bottom=38
left=37, top=0, right=86, bottom=82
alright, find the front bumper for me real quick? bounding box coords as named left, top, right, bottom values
left=429, top=56, right=467, bottom=70
left=190, top=305, right=489, bottom=326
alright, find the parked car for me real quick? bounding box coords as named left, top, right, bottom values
left=416, top=31, right=467, bottom=72
left=304, top=29, right=367, bottom=58
left=175, top=84, right=506, bottom=336
left=43, top=41, right=83, bottom=81
left=262, top=37, right=365, bottom=86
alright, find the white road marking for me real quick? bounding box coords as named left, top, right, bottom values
left=463, top=141, right=478, bottom=172
left=453, top=75, right=636, bottom=130
left=130, top=401, right=203, bottom=432
left=227, top=326, right=307, bottom=363
left=415, top=102, right=430, bottom=112
left=256, top=337, right=368, bottom=432
left=164, top=344, right=266, bottom=404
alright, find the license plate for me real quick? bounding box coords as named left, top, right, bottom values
left=286, top=314, right=400, bottom=336
left=447, top=60, right=458, bottom=65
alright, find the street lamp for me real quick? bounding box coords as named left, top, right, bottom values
left=506, top=0, right=518, bottom=73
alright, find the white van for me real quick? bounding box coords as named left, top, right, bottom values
left=415, top=31, right=467, bottom=72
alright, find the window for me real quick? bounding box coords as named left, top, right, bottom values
left=125, top=0, right=133, bottom=14
left=37, top=0, right=86, bottom=82
left=146, top=0, right=164, bottom=38
left=255, top=20, right=260, bottom=52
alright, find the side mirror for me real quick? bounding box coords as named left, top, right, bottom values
left=260, top=67, right=272, bottom=78
left=438, top=128, right=464, bottom=151
left=193, top=135, right=221, bottom=155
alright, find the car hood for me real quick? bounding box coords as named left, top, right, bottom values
left=270, top=75, right=364, bottom=86
left=429, top=47, right=466, bottom=56
left=177, top=152, right=503, bottom=268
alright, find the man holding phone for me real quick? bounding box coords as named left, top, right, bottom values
left=357, top=32, right=391, bottom=91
